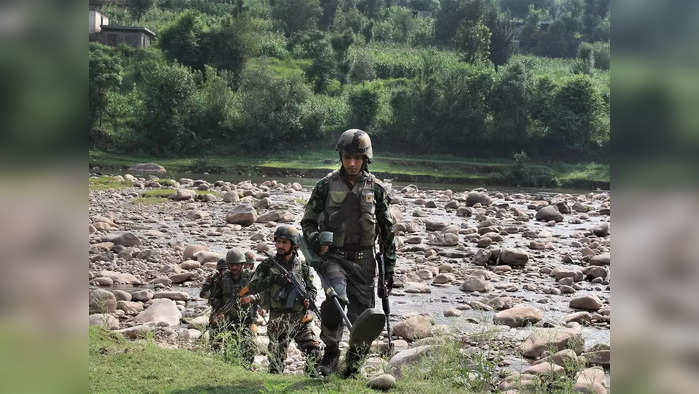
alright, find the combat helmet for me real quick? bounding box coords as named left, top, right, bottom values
left=274, top=224, right=301, bottom=246
left=336, top=129, right=373, bottom=162
left=226, top=248, right=246, bottom=265
left=216, top=258, right=228, bottom=271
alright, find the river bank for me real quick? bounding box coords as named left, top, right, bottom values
left=89, top=170, right=610, bottom=392
left=89, top=150, right=610, bottom=190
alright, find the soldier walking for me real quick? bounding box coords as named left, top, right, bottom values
left=301, top=129, right=397, bottom=377
left=243, top=225, right=322, bottom=376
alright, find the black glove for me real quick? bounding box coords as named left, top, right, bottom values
left=378, top=272, right=394, bottom=298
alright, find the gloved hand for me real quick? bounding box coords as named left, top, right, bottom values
left=378, top=271, right=394, bottom=298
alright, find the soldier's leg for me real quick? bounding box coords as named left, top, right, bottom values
left=318, top=266, right=347, bottom=376
left=267, top=313, right=291, bottom=374
left=343, top=269, right=376, bottom=378
left=291, top=313, right=322, bottom=376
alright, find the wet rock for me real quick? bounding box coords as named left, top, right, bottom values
left=226, top=204, right=257, bottom=226
left=117, top=300, right=144, bottom=314
left=134, top=299, right=181, bottom=327
left=153, top=291, right=189, bottom=301
left=575, top=367, right=607, bottom=394
left=536, top=206, right=563, bottom=222
left=89, top=288, right=117, bottom=313
left=367, top=374, right=396, bottom=390
left=589, top=253, right=610, bottom=266
left=89, top=313, right=119, bottom=329
left=389, top=345, right=433, bottom=377
left=392, top=315, right=433, bottom=341
left=493, top=304, right=543, bottom=327
left=128, top=162, right=166, bottom=176
left=131, top=289, right=154, bottom=302
left=520, top=327, right=584, bottom=358
left=104, top=232, right=141, bottom=247
left=498, top=248, right=529, bottom=267
left=173, top=189, right=196, bottom=201
left=466, top=192, right=491, bottom=207
left=570, top=295, right=603, bottom=311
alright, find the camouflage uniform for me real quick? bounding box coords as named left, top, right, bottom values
left=247, top=254, right=321, bottom=374
left=301, top=167, right=396, bottom=374
left=209, top=269, right=257, bottom=364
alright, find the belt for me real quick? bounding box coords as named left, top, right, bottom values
left=330, top=247, right=374, bottom=261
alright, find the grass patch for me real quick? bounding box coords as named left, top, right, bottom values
left=89, top=175, right=132, bottom=191
left=89, top=326, right=495, bottom=393
left=131, top=188, right=222, bottom=205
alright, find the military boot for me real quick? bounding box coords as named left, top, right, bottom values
left=341, top=345, right=362, bottom=379
left=318, top=345, right=340, bottom=376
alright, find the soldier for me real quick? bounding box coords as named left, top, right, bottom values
left=208, top=248, right=257, bottom=365
left=301, top=129, right=396, bottom=377
left=200, top=258, right=227, bottom=312
left=242, top=225, right=322, bottom=376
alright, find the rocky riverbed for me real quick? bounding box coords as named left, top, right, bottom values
left=89, top=171, right=610, bottom=392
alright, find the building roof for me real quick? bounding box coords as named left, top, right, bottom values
left=100, top=25, right=156, bottom=37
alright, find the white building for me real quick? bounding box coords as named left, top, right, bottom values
left=89, top=10, right=109, bottom=34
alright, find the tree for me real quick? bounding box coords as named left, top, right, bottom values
left=349, top=86, right=379, bottom=130
left=455, top=22, right=491, bottom=63
left=319, top=0, right=339, bottom=30
left=489, top=61, right=533, bottom=153
left=500, top=0, right=554, bottom=19
left=486, top=10, right=515, bottom=70
left=158, top=11, right=205, bottom=71
left=306, top=39, right=337, bottom=93
left=89, top=44, right=122, bottom=129
left=201, top=17, right=252, bottom=84
left=271, top=0, right=322, bottom=38
left=138, top=62, right=198, bottom=154
left=128, top=0, right=155, bottom=23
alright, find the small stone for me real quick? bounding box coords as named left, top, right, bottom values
left=570, top=295, right=603, bottom=311
left=367, top=374, right=396, bottom=390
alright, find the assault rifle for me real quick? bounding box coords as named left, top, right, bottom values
left=376, top=252, right=393, bottom=354
left=272, top=260, right=321, bottom=319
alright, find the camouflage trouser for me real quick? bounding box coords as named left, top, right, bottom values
left=319, top=254, right=375, bottom=362
left=267, top=310, right=321, bottom=374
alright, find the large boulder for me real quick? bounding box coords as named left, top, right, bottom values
left=128, top=162, right=166, bottom=176
left=226, top=204, right=257, bottom=226
left=392, top=315, right=434, bottom=341
left=388, top=345, right=433, bottom=377
left=466, top=192, right=492, bottom=207
left=133, top=298, right=181, bottom=327
left=536, top=206, right=564, bottom=222
left=520, top=327, right=584, bottom=359
left=89, top=288, right=117, bottom=313
left=89, top=313, right=119, bottom=329
left=493, top=304, right=543, bottom=327
left=497, top=248, right=529, bottom=267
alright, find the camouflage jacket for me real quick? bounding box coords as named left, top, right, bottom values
left=247, top=255, right=317, bottom=313
left=210, top=270, right=254, bottom=323
left=301, top=168, right=396, bottom=273
left=200, top=271, right=224, bottom=308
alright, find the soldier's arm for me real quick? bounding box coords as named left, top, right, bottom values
left=200, top=274, right=214, bottom=299
left=375, top=182, right=397, bottom=274
left=302, top=263, right=317, bottom=301
left=301, top=179, right=329, bottom=250
left=246, top=262, right=268, bottom=295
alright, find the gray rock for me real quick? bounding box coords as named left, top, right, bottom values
left=493, top=304, right=543, bottom=327
left=575, top=367, right=607, bottom=394
left=226, top=204, right=257, bottom=226
left=433, top=273, right=455, bottom=284
left=173, top=189, right=195, bottom=201
left=128, top=162, right=166, bottom=176
left=89, top=313, right=119, bottom=329
left=194, top=250, right=221, bottom=264
left=134, top=299, right=182, bottom=327
left=118, top=324, right=155, bottom=339
left=89, top=288, right=116, bottom=313
left=93, top=277, right=113, bottom=286
left=425, top=221, right=447, bottom=231
left=117, top=300, right=144, bottom=314
left=104, top=232, right=141, bottom=247
left=389, top=345, right=433, bottom=377
left=170, top=272, right=196, bottom=284
left=535, top=206, right=563, bottom=222
left=520, top=327, right=584, bottom=358
left=131, top=289, right=154, bottom=302
left=592, top=223, right=609, bottom=237
left=367, top=374, right=396, bottom=390
left=392, top=315, right=434, bottom=340
left=223, top=191, right=240, bottom=203
left=589, top=253, right=610, bottom=266
left=498, top=248, right=529, bottom=267
left=153, top=291, right=189, bottom=301
left=460, top=276, right=492, bottom=293
left=570, top=295, right=603, bottom=311
left=99, top=270, right=142, bottom=285
left=466, top=192, right=492, bottom=207
left=112, top=289, right=132, bottom=302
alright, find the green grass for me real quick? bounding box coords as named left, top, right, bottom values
left=89, top=175, right=133, bottom=191
left=90, top=150, right=608, bottom=188
left=89, top=327, right=471, bottom=393
left=131, top=188, right=223, bottom=205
